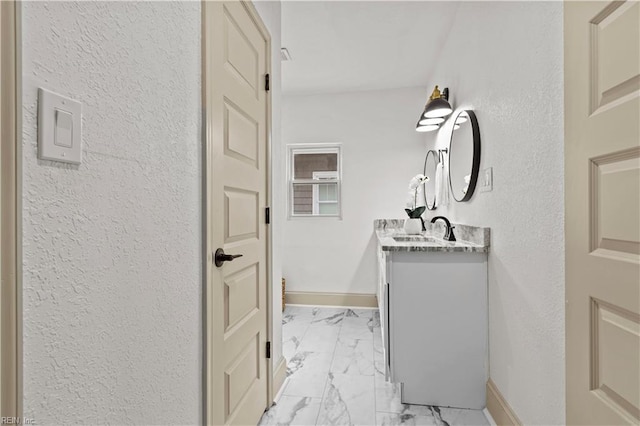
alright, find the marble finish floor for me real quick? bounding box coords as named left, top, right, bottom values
left=259, top=306, right=490, bottom=426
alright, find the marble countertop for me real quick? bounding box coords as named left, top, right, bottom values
left=374, top=219, right=490, bottom=253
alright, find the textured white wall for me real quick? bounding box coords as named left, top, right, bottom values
left=21, top=2, right=202, bottom=423
left=253, top=0, right=284, bottom=369
left=281, top=87, right=427, bottom=295
left=426, top=3, right=565, bottom=425
left=21, top=1, right=284, bottom=422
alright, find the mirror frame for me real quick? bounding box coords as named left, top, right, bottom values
left=422, top=149, right=438, bottom=210
left=448, top=110, right=481, bottom=202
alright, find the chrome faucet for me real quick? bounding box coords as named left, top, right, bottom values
left=430, top=216, right=456, bottom=242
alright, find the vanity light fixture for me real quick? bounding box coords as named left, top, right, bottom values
left=415, top=85, right=453, bottom=133
left=423, top=86, right=452, bottom=119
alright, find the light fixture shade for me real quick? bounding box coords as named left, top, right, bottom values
left=418, top=117, right=445, bottom=126
left=416, top=124, right=439, bottom=132
left=423, top=98, right=453, bottom=118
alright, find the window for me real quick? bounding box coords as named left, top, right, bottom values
left=288, top=144, right=341, bottom=218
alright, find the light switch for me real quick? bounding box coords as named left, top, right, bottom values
left=479, top=167, right=493, bottom=192
left=54, top=109, right=73, bottom=148
left=38, top=88, right=82, bottom=164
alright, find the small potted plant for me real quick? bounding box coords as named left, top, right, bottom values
left=404, top=174, right=428, bottom=234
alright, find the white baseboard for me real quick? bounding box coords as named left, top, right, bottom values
left=285, top=291, right=377, bottom=308
left=274, top=376, right=290, bottom=404
left=272, top=356, right=287, bottom=402
left=483, top=408, right=497, bottom=426
left=486, top=379, right=521, bottom=426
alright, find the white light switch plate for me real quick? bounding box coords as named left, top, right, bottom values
left=38, top=88, right=82, bottom=164
left=479, top=167, right=493, bottom=192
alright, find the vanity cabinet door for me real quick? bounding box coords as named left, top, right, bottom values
left=376, top=245, right=386, bottom=309
left=384, top=282, right=392, bottom=381
left=377, top=246, right=392, bottom=381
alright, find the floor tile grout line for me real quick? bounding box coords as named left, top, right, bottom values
left=282, top=307, right=326, bottom=420
left=313, top=307, right=346, bottom=426
left=372, top=320, right=378, bottom=423
left=283, top=307, right=314, bottom=361
left=292, top=319, right=312, bottom=358
left=311, top=306, right=333, bottom=426
left=284, top=306, right=344, bottom=425
left=281, top=307, right=316, bottom=400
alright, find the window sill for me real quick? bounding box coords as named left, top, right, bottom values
left=288, top=215, right=343, bottom=221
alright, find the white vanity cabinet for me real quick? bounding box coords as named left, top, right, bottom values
left=376, top=243, right=488, bottom=410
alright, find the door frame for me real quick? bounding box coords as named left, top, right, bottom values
left=202, top=1, right=274, bottom=424
left=1, top=0, right=21, bottom=418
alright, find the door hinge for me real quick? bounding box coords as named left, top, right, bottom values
left=265, top=73, right=270, bottom=92
left=266, top=341, right=271, bottom=359
left=265, top=207, right=271, bottom=224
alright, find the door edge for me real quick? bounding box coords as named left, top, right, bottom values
left=1, top=0, right=22, bottom=418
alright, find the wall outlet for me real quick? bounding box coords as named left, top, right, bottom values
left=479, top=167, right=493, bottom=192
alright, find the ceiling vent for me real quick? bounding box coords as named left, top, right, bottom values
left=280, top=47, right=292, bottom=61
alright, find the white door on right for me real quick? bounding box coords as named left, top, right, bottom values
left=565, top=1, right=640, bottom=424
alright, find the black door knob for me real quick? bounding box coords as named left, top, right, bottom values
left=214, top=248, right=243, bottom=267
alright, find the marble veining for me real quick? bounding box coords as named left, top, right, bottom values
left=260, top=306, right=490, bottom=426
left=259, top=396, right=322, bottom=426
left=374, top=219, right=406, bottom=231
left=317, top=373, right=377, bottom=425
left=426, top=222, right=490, bottom=248
left=374, top=219, right=490, bottom=253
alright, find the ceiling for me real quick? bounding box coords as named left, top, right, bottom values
left=281, top=1, right=460, bottom=95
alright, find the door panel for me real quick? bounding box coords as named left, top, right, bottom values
left=225, top=100, right=259, bottom=166
left=224, top=264, right=259, bottom=332
left=224, top=9, right=260, bottom=95
left=565, top=1, right=640, bottom=424
left=589, top=1, right=640, bottom=115
left=225, top=334, right=260, bottom=415
left=204, top=1, right=270, bottom=425
left=224, top=188, right=259, bottom=241
left=591, top=298, right=640, bottom=420
left=590, top=149, right=640, bottom=261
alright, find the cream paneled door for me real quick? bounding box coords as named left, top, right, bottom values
left=565, top=1, right=640, bottom=424
left=204, top=1, right=270, bottom=425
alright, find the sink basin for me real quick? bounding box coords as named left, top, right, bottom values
left=392, top=236, right=441, bottom=243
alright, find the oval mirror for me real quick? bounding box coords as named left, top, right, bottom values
left=448, top=110, right=480, bottom=202
left=422, top=150, right=438, bottom=210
